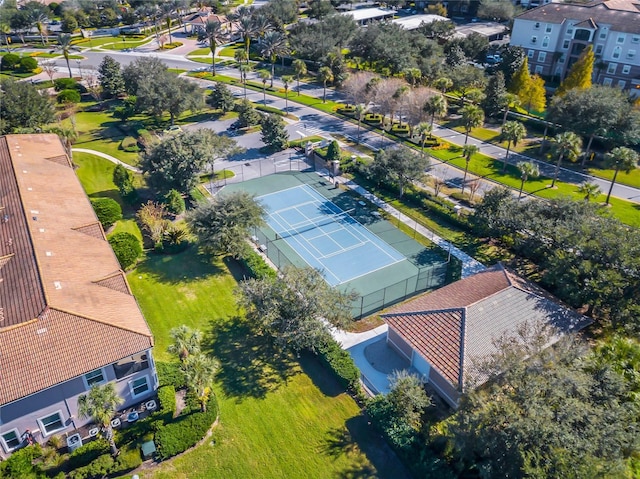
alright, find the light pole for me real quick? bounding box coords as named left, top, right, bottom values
left=76, top=59, right=82, bottom=79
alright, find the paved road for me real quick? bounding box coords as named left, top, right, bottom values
left=38, top=48, right=640, bottom=204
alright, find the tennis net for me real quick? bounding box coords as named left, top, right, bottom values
left=275, top=208, right=355, bottom=239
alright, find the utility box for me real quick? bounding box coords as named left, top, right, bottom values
left=67, top=433, right=83, bottom=452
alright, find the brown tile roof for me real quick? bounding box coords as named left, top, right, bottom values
left=516, top=0, right=640, bottom=34
left=0, top=134, right=153, bottom=405
left=383, top=264, right=590, bottom=392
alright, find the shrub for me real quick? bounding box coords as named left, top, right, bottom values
left=110, top=445, right=142, bottom=474
left=90, top=197, right=122, bottom=229
left=164, top=189, right=185, bottom=215
left=241, top=249, right=276, bottom=279
left=255, top=103, right=285, bottom=116
left=156, top=361, right=186, bottom=389
left=108, top=232, right=142, bottom=270
left=68, top=453, right=114, bottom=479
left=120, top=136, right=140, bottom=152
left=154, top=396, right=218, bottom=460
left=67, top=439, right=110, bottom=471
left=53, top=77, right=79, bottom=92
left=1, top=53, right=20, bottom=70
left=57, top=89, right=81, bottom=104
left=317, top=337, right=361, bottom=392
left=136, top=128, right=154, bottom=150
left=18, top=56, right=38, bottom=73
left=157, top=385, right=177, bottom=417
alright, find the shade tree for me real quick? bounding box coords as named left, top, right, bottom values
left=366, top=147, right=430, bottom=197
left=260, top=114, right=289, bottom=151
left=98, top=56, right=124, bottom=98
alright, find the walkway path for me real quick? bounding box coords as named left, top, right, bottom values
left=72, top=148, right=141, bottom=173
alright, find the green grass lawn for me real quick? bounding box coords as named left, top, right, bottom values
left=588, top=166, right=640, bottom=189
left=188, top=47, right=212, bottom=56
left=218, top=45, right=242, bottom=57
left=127, top=250, right=408, bottom=479
left=103, top=39, right=152, bottom=51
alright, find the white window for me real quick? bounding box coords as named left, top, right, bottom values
left=617, top=34, right=625, bottom=44
left=1, top=429, right=21, bottom=452
left=627, top=49, right=636, bottom=59
left=613, top=46, right=621, bottom=59
left=528, top=49, right=534, bottom=58
left=599, top=31, right=607, bottom=40
left=534, top=22, right=540, bottom=29
left=534, top=65, right=543, bottom=74
left=622, top=64, right=631, bottom=74
left=83, top=368, right=106, bottom=389
left=38, top=411, right=66, bottom=436
left=531, top=36, right=537, bottom=44
left=617, top=80, right=626, bottom=89
left=542, top=36, right=550, bottom=47
left=566, top=28, right=573, bottom=36
left=563, top=40, right=570, bottom=49
left=595, top=44, right=603, bottom=55
left=538, top=52, right=547, bottom=62
left=545, top=25, right=552, bottom=33
left=129, top=375, right=150, bottom=398
left=607, top=63, right=617, bottom=74
left=558, top=54, right=565, bottom=64
left=633, top=36, right=640, bottom=44
left=603, top=77, right=612, bottom=86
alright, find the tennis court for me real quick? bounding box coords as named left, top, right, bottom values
left=259, top=185, right=405, bottom=286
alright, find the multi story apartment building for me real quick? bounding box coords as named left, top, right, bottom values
left=510, top=0, right=640, bottom=95
left=0, top=134, right=156, bottom=457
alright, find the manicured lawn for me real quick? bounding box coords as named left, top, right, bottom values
left=127, top=250, right=408, bottom=479
left=104, top=39, right=152, bottom=51
left=188, top=47, right=212, bottom=56
left=588, top=166, right=640, bottom=189
left=218, top=44, right=242, bottom=57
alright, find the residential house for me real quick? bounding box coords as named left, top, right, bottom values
left=0, top=134, right=156, bottom=457
left=381, top=264, right=589, bottom=408
left=510, top=0, right=640, bottom=94
left=181, top=10, right=240, bottom=41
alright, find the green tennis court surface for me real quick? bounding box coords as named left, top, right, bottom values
left=223, top=172, right=451, bottom=317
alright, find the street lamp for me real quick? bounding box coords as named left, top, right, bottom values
left=76, top=59, right=82, bottom=79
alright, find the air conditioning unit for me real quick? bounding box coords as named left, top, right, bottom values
left=88, top=428, right=100, bottom=438
left=67, top=433, right=83, bottom=452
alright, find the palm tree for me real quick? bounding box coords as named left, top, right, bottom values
left=45, top=124, right=78, bottom=159
left=161, top=3, right=175, bottom=44
left=1, top=23, right=11, bottom=51
left=355, top=104, right=368, bottom=143
left=415, top=122, right=432, bottom=156
left=460, top=104, right=484, bottom=145
left=34, top=14, right=49, bottom=46
left=578, top=182, right=601, bottom=202
left=318, top=66, right=333, bottom=103
left=292, top=59, right=307, bottom=96
left=251, top=14, right=272, bottom=41
left=237, top=16, right=256, bottom=64
left=501, top=120, right=526, bottom=172
left=239, top=64, right=252, bottom=99
left=258, top=69, right=271, bottom=104
left=517, top=161, right=539, bottom=199
left=502, top=93, right=520, bottom=125
left=550, top=131, right=582, bottom=188
left=234, top=48, right=248, bottom=65
left=461, top=144, right=479, bottom=194
left=604, top=146, right=639, bottom=205
left=184, top=353, right=220, bottom=412
left=423, top=94, right=447, bottom=132
left=282, top=75, right=293, bottom=111
left=260, top=31, right=288, bottom=87
left=77, top=383, right=123, bottom=457
left=51, top=34, right=78, bottom=78
left=434, top=77, right=452, bottom=93
left=168, top=325, right=203, bottom=363
left=202, top=20, right=226, bottom=76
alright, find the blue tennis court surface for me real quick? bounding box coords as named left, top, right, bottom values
left=258, top=185, right=405, bottom=286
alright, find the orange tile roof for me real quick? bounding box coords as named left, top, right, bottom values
left=0, top=134, right=153, bottom=405
left=383, top=264, right=589, bottom=392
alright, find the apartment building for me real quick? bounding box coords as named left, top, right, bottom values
left=510, top=0, right=640, bottom=94
left=0, top=134, right=156, bottom=457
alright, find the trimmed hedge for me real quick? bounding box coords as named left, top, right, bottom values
left=108, top=232, right=142, bottom=270
left=68, top=454, right=114, bottom=479
left=67, top=439, right=110, bottom=471
left=1, top=53, right=20, bottom=70
left=155, top=396, right=219, bottom=460
left=53, top=77, right=79, bottom=91
left=241, top=249, right=277, bottom=279
left=317, top=337, right=361, bottom=393
left=90, top=197, right=122, bottom=229
left=255, top=103, right=286, bottom=116
left=120, top=136, right=140, bottom=152
left=157, top=385, right=177, bottom=417
left=57, top=88, right=81, bottom=104
left=156, top=361, right=186, bottom=389
left=18, top=56, right=38, bottom=72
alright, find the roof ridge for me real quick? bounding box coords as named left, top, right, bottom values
left=382, top=307, right=464, bottom=317
left=92, top=270, right=133, bottom=296
left=47, top=306, right=153, bottom=339
left=71, top=221, right=107, bottom=241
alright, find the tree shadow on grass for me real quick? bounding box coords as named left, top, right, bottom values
left=298, top=352, right=344, bottom=398
left=133, top=248, right=226, bottom=284
left=319, top=417, right=412, bottom=479
left=203, top=316, right=298, bottom=401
